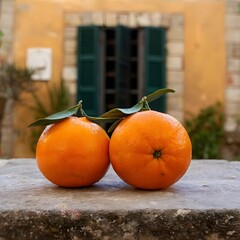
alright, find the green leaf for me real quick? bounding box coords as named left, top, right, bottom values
left=100, top=101, right=144, bottom=119
left=28, top=104, right=80, bottom=127
left=28, top=87, right=175, bottom=128
left=108, top=119, right=123, bottom=133
left=103, top=88, right=175, bottom=132
left=146, top=88, right=175, bottom=103
left=80, top=108, right=120, bottom=124
left=79, top=101, right=144, bottom=126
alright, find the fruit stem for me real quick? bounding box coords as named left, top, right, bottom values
left=153, top=150, right=161, bottom=159
left=77, top=100, right=86, bottom=117
left=141, top=96, right=151, bottom=111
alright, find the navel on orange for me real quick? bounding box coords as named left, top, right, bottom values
left=109, top=110, right=192, bottom=190
left=36, top=116, right=110, bottom=187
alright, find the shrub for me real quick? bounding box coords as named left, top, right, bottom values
left=185, top=102, right=224, bottom=159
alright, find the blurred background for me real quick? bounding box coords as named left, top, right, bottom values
left=0, top=0, right=239, bottom=160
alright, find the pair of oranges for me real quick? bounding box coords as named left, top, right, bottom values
left=36, top=108, right=192, bottom=190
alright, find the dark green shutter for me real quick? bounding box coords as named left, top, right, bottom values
left=144, top=27, right=166, bottom=112
left=77, top=26, right=100, bottom=116
left=115, top=25, right=131, bottom=107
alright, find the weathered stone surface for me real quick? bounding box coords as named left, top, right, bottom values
left=0, top=159, right=240, bottom=239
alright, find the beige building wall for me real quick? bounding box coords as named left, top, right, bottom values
left=2, top=0, right=226, bottom=157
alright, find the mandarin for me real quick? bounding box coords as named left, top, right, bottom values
left=109, top=110, right=192, bottom=190
left=36, top=116, right=110, bottom=187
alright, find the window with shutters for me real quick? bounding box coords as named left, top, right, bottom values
left=77, top=25, right=166, bottom=116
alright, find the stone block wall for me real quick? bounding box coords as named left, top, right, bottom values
left=62, top=12, right=185, bottom=122
left=225, top=0, right=240, bottom=131
left=0, top=0, right=14, bottom=62
left=0, top=0, right=15, bottom=158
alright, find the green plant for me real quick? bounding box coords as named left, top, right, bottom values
left=0, top=30, right=3, bottom=47
left=0, top=64, right=35, bottom=156
left=0, top=64, right=34, bottom=101
left=0, top=64, right=34, bottom=124
left=29, top=81, right=71, bottom=152
left=185, top=102, right=224, bottom=159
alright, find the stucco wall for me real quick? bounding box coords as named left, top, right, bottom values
left=11, top=0, right=225, bottom=157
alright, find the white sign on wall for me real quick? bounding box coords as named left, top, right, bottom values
left=26, top=48, right=52, bottom=81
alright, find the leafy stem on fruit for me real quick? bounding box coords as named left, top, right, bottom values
left=141, top=96, right=151, bottom=111
left=28, top=88, right=175, bottom=130
left=28, top=101, right=82, bottom=127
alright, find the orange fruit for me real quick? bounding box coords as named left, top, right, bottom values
left=109, top=110, right=192, bottom=190
left=36, top=116, right=110, bottom=187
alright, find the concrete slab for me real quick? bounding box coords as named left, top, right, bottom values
left=0, top=159, right=240, bottom=239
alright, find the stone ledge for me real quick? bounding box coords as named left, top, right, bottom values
left=0, top=209, right=239, bottom=240
left=0, top=159, right=240, bottom=239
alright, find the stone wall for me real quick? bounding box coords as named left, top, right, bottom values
left=0, top=0, right=15, bottom=158
left=225, top=0, right=240, bottom=131
left=62, top=12, right=185, bottom=122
